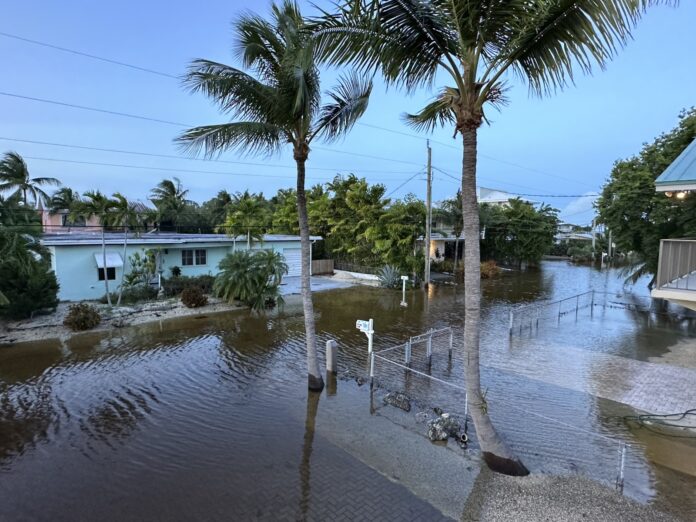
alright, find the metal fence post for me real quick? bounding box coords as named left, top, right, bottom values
left=615, top=442, right=626, bottom=493
left=405, top=339, right=412, bottom=366
left=590, top=289, right=595, bottom=318
left=369, top=351, right=375, bottom=390
left=558, top=300, right=562, bottom=324
left=448, top=328, right=453, bottom=361
left=508, top=310, right=514, bottom=336
left=575, top=294, right=580, bottom=321
left=427, top=328, right=433, bottom=366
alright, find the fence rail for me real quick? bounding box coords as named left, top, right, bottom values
left=656, top=239, right=696, bottom=290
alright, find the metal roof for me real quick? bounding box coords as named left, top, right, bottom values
left=41, top=232, right=320, bottom=247
left=655, top=138, right=696, bottom=190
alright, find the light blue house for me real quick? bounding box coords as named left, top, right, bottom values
left=42, top=232, right=317, bottom=301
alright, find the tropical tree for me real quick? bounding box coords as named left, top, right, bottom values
left=177, top=0, right=372, bottom=391
left=201, top=189, right=233, bottom=231
left=149, top=177, right=195, bottom=230
left=109, top=193, right=141, bottom=306
left=71, top=190, right=116, bottom=305
left=213, top=250, right=288, bottom=311
left=221, top=190, right=269, bottom=248
left=316, top=0, right=671, bottom=474
left=0, top=152, right=60, bottom=207
left=0, top=193, right=42, bottom=235
left=48, top=187, right=81, bottom=214
left=597, top=108, right=696, bottom=287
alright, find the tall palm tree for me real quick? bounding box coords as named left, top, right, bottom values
left=110, top=193, right=140, bottom=306
left=71, top=190, right=116, bottom=305
left=316, top=0, right=672, bottom=474
left=0, top=152, right=60, bottom=207
left=49, top=187, right=81, bottom=214
left=177, top=0, right=371, bottom=391
left=149, top=177, right=193, bottom=230
left=223, top=190, right=268, bottom=249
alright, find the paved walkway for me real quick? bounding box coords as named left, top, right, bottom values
left=498, top=338, right=696, bottom=416
left=280, top=275, right=356, bottom=296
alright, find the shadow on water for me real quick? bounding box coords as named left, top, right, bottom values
left=299, top=390, right=321, bottom=520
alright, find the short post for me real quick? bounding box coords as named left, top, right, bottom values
left=448, top=328, right=453, bottom=361
left=508, top=310, right=514, bottom=337
left=575, top=294, right=580, bottom=321
left=356, top=318, right=374, bottom=354
left=400, top=275, right=408, bottom=307
left=369, top=351, right=375, bottom=390
left=405, top=339, right=412, bottom=366
left=558, top=300, right=562, bottom=324
left=326, top=340, right=338, bottom=375
left=590, top=289, right=595, bottom=318
left=368, top=319, right=374, bottom=354
left=616, top=442, right=626, bottom=493
left=427, top=328, right=433, bottom=366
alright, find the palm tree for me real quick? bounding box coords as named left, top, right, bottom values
left=109, top=193, right=140, bottom=306
left=71, top=190, right=116, bottom=305
left=223, top=190, right=268, bottom=249
left=149, top=177, right=193, bottom=230
left=0, top=152, right=60, bottom=207
left=316, top=0, right=671, bottom=474
left=177, top=0, right=372, bottom=391
left=49, top=187, right=81, bottom=214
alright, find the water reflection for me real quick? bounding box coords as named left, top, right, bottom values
left=299, top=390, right=321, bottom=520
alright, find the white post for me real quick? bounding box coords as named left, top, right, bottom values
left=368, top=318, right=374, bottom=354
left=326, top=340, right=338, bottom=375
left=508, top=310, right=514, bottom=336
left=405, top=339, right=411, bottom=366
left=369, top=351, right=375, bottom=390
left=616, top=442, right=626, bottom=493
left=400, top=275, right=408, bottom=307
left=448, top=328, right=453, bottom=360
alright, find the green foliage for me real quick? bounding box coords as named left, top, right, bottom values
left=170, top=266, right=182, bottom=277
left=0, top=151, right=60, bottom=206
left=480, top=260, right=500, bottom=279
left=221, top=190, right=270, bottom=245
left=163, top=274, right=215, bottom=297
left=124, top=249, right=158, bottom=287
left=213, top=250, right=288, bottom=311
left=0, top=259, right=59, bottom=319
left=181, top=286, right=208, bottom=308
left=63, top=303, right=101, bottom=331
left=100, top=284, right=158, bottom=305
left=480, top=200, right=559, bottom=268
left=377, top=265, right=401, bottom=289
left=597, top=109, right=696, bottom=287
left=567, top=243, right=594, bottom=263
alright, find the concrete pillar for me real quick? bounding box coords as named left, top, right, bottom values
left=326, top=339, right=338, bottom=375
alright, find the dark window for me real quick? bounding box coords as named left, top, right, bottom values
left=195, top=249, right=207, bottom=265
left=182, top=250, right=194, bottom=266
left=98, top=267, right=116, bottom=281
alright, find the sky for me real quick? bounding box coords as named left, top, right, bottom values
left=1, top=1, right=694, bottom=226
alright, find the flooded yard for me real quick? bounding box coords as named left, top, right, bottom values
left=1, top=261, right=695, bottom=520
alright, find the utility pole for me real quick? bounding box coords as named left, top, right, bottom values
left=424, top=140, right=432, bottom=288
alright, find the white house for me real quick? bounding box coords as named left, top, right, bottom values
left=42, top=232, right=318, bottom=301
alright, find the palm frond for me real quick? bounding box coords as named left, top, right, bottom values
left=402, top=87, right=457, bottom=133
left=176, top=122, right=286, bottom=158
left=312, top=72, right=372, bottom=142
left=501, top=0, right=677, bottom=96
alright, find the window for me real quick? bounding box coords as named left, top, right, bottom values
left=182, top=249, right=207, bottom=266
left=98, top=267, right=116, bottom=281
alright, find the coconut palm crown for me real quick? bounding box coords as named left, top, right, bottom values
left=177, top=0, right=372, bottom=391
left=313, top=0, right=675, bottom=474
left=0, top=151, right=60, bottom=207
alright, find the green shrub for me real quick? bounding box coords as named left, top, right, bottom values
left=0, top=261, right=59, bottom=319
left=164, top=274, right=215, bottom=297
left=101, top=284, right=159, bottom=305
left=63, top=303, right=101, bottom=331
left=181, top=286, right=208, bottom=308
left=214, top=250, right=287, bottom=311
left=170, top=265, right=182, bottom=277
left=377, top=265, right=401, bottom=289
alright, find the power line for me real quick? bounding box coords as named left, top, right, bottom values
left=0, top=137, right=419, bottom=175
left=385, top=171, right=424, bottom=198
left=0, top=30, right=597, bottom=187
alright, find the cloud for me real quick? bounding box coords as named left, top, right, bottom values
left=559, top=192, right=598, bottom=223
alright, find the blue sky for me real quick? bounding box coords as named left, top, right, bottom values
left=1, top=0, right=694, bottom=226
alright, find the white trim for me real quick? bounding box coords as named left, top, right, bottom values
left=655, top=183, right=696, bottom=192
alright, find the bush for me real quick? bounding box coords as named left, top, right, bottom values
left=181, top=286, right=208, bottom=308
left=434, top=259, right=455, bottom=273
left=377, top=265, right=401, bottom=289
left=214, top=250, right=287, bottom=311
left=63, top=303, right=101, bottom=331
left=480, top=260, right=501, bottom=279
left=163, top=274, right=215, bottom=297
left=0, top=261, right=59, bottom=319
left=170, top=265, right=182, bottom=277
left=101, top=284, right=158, bottom=305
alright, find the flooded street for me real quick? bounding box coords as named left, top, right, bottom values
left=1, top=261, right=695, bottom=520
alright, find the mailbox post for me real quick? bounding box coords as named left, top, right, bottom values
left=356, top=318, right=374, bottom=354
left=400, top=275, right=408, bottom=307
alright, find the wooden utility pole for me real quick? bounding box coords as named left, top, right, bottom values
left=424, top=140, right=432, bottom=287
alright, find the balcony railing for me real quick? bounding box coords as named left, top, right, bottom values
left=656, top=239, right=696, bottom=291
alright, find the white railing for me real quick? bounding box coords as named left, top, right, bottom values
left=656, top=239, right=696, bottom=291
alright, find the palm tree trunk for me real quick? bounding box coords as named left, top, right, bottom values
left=454, top=235, right=460, bottom=271
left=296, top=153, right=324, bottom=392
left=117, top=226, right=128, bottom=306
left=461, top=127, right=527, bottom=476
left=102, top=227, right=112, bottom=306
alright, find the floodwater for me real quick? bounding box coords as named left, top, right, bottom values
left=1, top=261, right=695, bottom=520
